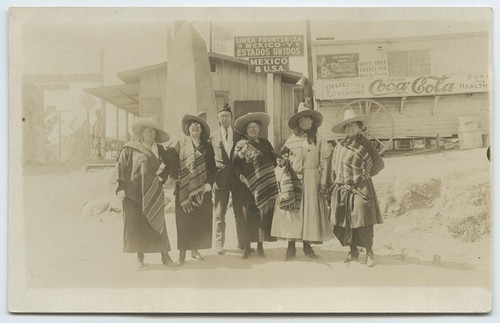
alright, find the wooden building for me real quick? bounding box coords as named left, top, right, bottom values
left=312, top=32, right=491, bottom=151
left=85, top=52, right=304, bottom=151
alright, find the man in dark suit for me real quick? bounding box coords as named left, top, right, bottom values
left=211, top=103, right=245, bottom=255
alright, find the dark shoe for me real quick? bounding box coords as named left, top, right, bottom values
left=303, top=243, right=319, bottom=259
left=191, top=250, right=204, bottom=261
left=161, top=253, right=176, bottom=267
left=257, top=242, right=265, bottom=257
left=217, top=249, right=225, bottom=255
left=342, top=247, right=360, bottom=263
left=241, top=244, right=251, bottom=259
left=177, top=250, right=186, bottom=266
left=366, top=253, right=377, bottom=267
left=285, top=245, right=296, bottom=261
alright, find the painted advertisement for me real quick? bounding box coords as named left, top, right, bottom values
left=358, top=59, right=389, bottom=78
left=316, top=73, right=489, bottom=100
left=316, top=53, right=359, bottom=79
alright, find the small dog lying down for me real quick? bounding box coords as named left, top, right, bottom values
left=78, top=196, right=172, bottom=216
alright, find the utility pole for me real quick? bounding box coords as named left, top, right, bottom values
left=306, top=19, right=315, bottom=109
left=58, top=110, right=62, bottom=162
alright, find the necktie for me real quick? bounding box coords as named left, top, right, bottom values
left=225, top=129, right=228, bottom=141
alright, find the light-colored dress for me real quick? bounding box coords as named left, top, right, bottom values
left=271, top=133, right=334, bottom=242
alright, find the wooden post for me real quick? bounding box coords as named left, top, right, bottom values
left=58, top=110, right=62, bottom=162
left=266, top=73, right=274, bottom=144
left=306, top=19, right=314, bottom=108
left=125, top=112, right=130, bottom=141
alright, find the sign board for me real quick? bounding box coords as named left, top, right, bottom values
left=358, top=59, right=388, bottom=78
left=317, top=53, right=359, bottom=79
left=234, top=35, right=304, bottom=58
left=315, top=73, right=489, bottom=100
left=249, top=57, right=289, bottom=73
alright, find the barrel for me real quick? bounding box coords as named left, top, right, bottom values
left=458, top=116, right=483, bottom=150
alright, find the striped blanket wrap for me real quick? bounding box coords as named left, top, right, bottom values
left=239, top=141, right=279, bottom=217
left=178, top=137, right=208, bottom=213
left=122, top=142, right=166, bottom=235
left=332, top=138, right=373, bottom=185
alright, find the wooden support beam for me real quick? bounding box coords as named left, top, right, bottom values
left=400, top=96, right=407, bottom=113
left=432, top=95, right=440, bottom=115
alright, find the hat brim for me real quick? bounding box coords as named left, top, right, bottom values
left=288, top=109, right=323, bottom=129
left=182, top=114, right=211, bottom=137
left=234, top=112, right=270, bottom=134
left=331, top=115, right=369, bottom=133
left=132, top=120, right=170, bottom=143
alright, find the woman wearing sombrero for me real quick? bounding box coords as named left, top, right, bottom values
left=115, top=117, right=175, bottom=270
left=329, top=109, right=385, bottom=267
left=233, top=112, right=279, bottom=259
left=165, top=112, right=217, bottom=266
left=271, top=103, right=333, bottom=261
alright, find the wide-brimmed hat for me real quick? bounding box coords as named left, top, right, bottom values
left=182, top=111, right=211, bottom=137
left=132, top=117, right=170, bottom=143
left=288, top=102, right=323, bottom=129
left=332, top=109, right=369, bottom=133
left=234, top=112, right=270, bottom=134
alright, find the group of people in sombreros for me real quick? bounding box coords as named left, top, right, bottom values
left=115, top=102, right=384, bottom=270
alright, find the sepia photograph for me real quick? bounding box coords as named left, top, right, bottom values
left=6, top=5, right=495, bottom=314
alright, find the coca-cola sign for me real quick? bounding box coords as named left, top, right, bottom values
left=316, top=73, right=488, bottom=100
left=369, top=76, right=456, bottom=96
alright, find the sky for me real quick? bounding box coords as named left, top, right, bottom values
left=17, top=7, right=492, bottom=142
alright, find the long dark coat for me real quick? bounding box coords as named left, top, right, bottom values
left=115, top=143, right=171, bottom=253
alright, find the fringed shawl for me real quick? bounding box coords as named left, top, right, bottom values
left=178, top=137, right=208, bottom=212
left=237, top=139, right=279, bottom=216
left=119, top=142, right=166, bottom=235
left=278, top=159, right=302, bottom=211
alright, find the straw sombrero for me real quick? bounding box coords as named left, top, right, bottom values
left=181, top=111, right=211, bottom=137
left=234, top=112, right=270, bottom=134
left=288, top=102, right=323, bottom=129
left=331, top=109, right=369, bottom=133
left=132, top=117, right=170, bottom=143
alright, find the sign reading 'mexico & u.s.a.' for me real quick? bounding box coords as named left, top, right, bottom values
left=234, top=35, right=304, bottom=58
left=315, top=74, right=489, bottom=100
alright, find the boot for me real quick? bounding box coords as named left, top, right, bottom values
left=178, top=250, right=186, bottom=266
left=285, top=241, right=296, bottom=261
left=241, top=243, right=251, bottom=259
left=136, top=252, right=145, bottom=270
left=161, top=252, right=176, bottom=267
left=257, top=242, right=265, bottom=257
left=366, top=250, right=376, bottom=267
left=303, top=241, right=319, bottom=259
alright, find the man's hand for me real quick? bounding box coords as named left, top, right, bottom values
left=117, top=190, right=126, bottom=201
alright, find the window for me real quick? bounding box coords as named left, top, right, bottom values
left=387, top=50, right=430, bottom=77
left=210, top=62, right=218, bottom=74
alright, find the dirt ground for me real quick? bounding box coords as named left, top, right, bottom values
left=18, top=147, right=492, bottom=312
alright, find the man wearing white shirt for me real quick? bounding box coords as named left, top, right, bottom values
left=210, top=103, right=245, bottom=255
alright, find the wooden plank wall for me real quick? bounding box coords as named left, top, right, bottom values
left=318, top=93, right=490, bottom=141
